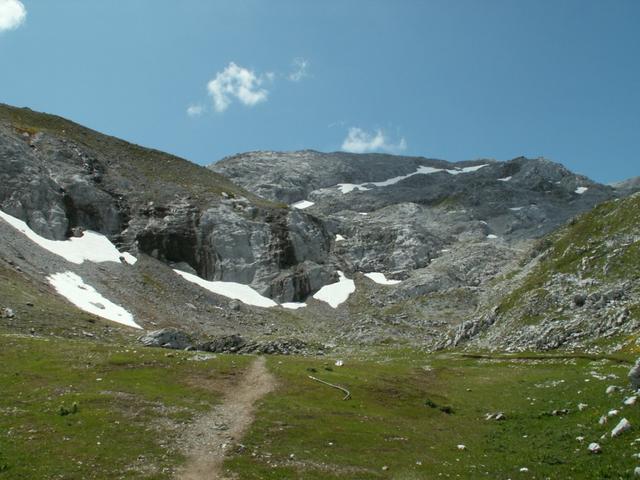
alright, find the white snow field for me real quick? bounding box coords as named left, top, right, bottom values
left=575, top=186, right=589, bottom=194
left=174, top=270, right=309, bottom=309
left=291, top=200, right=315, bottom=209
left=364, top=272, right=401, bottom=285
left=0, top=210, right=137, bottom=265
left=280, top=302, right=307, bottom=310
left=335, top=164, right=488, bottom=194
left=312, top=271, right=356, bottom=308
left=174, top=269, right=279, bottom=308
left=47, top=272, right=140, bottom=328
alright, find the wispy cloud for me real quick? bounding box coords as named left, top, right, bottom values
left=288, top=58, right=309, bottom=82
left=207, top=62, right=269, bottom=113
left=0, top=0, right=26, bottom=32
left=341, top=127, right=407, bottom=154
left=186, top=104, right=205, bottom=117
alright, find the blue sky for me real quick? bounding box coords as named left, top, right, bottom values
left=0, top=0, right=638, bottom=183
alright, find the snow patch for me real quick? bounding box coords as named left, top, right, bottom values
left=292, top=200, right=315, bottom=210
left=364, top=272, right=401, bottom=285
left=0, top=210, right=136, bottom=265
left=313, top=271, right=355, bottom=308
left=281, top=302, right=307, bottom=310
left=174, top=270, right=278, bottom=308
left=575, top=186, right=588, bottom=194
left=335, top=234, right=346, bottom=242
left=336, top=183, right=371, bottom=194
left=487, top=234, right=498, bottom=239
left=498, top=176, right=512, bottom=182
left=334, top=164, right=488, bottom=194
left=509, top=207, right=525, bottom=211
left=47, top=272, right=140, bottom=329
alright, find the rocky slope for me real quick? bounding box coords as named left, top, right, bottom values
left=1, top=104, right=638, bottom=353
left=447, top=193, right=640, bottom=352
left=0, top=104, right=334, bottom=302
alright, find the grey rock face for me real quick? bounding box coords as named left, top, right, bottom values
left=212, top=153, right=617, bottom=243
left=138, top=328, right=193, bottom=349
left=0, top=106, right=333, bottom=302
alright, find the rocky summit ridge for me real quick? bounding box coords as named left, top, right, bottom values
left=1, top=104, right=638, bottom=353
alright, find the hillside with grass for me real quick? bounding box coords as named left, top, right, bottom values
left=451, top=193, right=640, bottom=352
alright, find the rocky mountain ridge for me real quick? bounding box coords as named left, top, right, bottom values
left=1, top=104, right=638, bottom=353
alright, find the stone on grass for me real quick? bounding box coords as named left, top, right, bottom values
left=629, top=359, right=640, bottom=389
left=606, top=385, right=619, bottom=395
left=608, top=409, right=620, bottom=417
left=599, top=415, right=608, bottom=425
left=635, top=466, right=640, bottom=477
left=588, top=442, right=602, bottom=454
left=611, top=418, right=632, bottom=438
left=625, top=396, right=638, bottom=406
left=578, top=403, right=588, bottom=411
left=457, top=444, right=466, bottom=450
left=138, top=328, right=193, bottom=350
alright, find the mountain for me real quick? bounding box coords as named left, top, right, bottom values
left=0, top=104, right=335, bottom=304
left=1, top=104, right=637, bottom=352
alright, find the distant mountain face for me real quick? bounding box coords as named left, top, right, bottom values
left=1, top=104, right=637, bottom=352
left=211, top=151, right=615, bottom=273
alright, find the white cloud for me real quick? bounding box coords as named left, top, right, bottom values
left=0, top=0, right=26, bottom=32
left=288, top=58, right=309, bottom=82
left=186, top=104, right=205, bottom=117
left=341, top=127, right=407, bottom=154
left=207, top=62, right=269, bottom=113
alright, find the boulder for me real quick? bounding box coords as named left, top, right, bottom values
left=587, top=442, right=601, bottom=454
left=629, top=359, right=640, bottom=389
left=611, top=418, right=632, bottom=438
left=138, top=328, right=193, bottom=350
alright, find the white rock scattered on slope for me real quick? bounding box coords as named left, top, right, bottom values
left=291, top=200, right=315, bottom=210
left=578, top=403, right=588, bottom=411
left=364, top=272, right=401, bottom=285
left=599, top=415, right=608, bottom=425
left=588, top=442, right=602, bottom=454
left=625, top=396, right=638, bottom=406
left=611, top=418, right=632, bottom=437
left=608, top=409, right=620, bottom=417
left=457, top=444, right=466, bottom=450
left=335, top=234, right=346, bottom=242
left=47, top=271, right=140, bottom=329
left=0, top=209, right=137, bottom=265
left=606, top=385, right=619, bottom=394
left=312, top=271, right=356, bottom=308
left=634, top=466, right=640, bottom=476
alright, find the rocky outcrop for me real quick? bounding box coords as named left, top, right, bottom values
left=138, top=328, right=194, bottom=350
left=0, top=105, right=333, bottom=302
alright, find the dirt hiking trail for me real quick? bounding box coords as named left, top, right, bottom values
left=177, top=356, right=276, bottom=480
